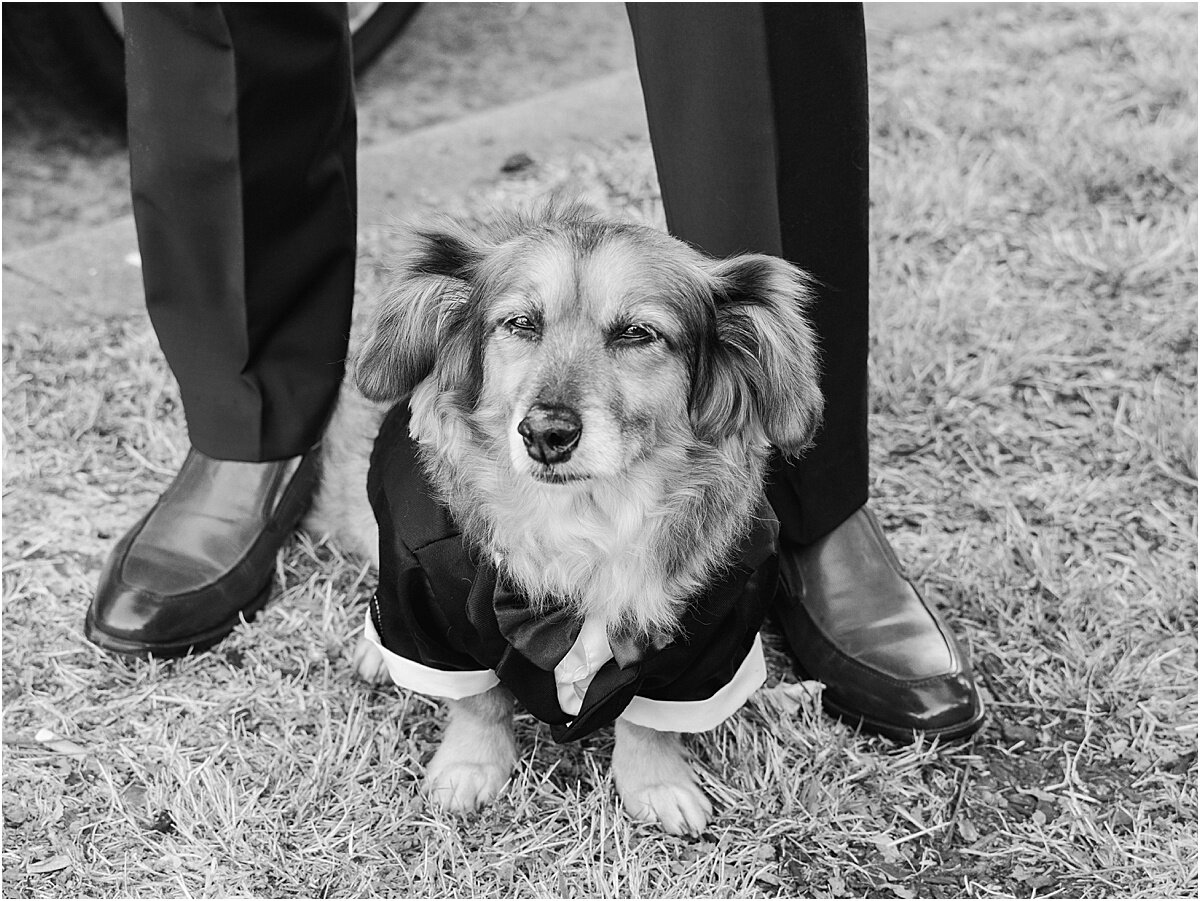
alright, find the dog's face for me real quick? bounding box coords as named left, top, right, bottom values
left=355, top=207, right=823, bottom=484
left=477, top=235, right=704, bottom=484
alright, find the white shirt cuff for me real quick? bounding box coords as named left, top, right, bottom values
left=363, top=611, right=500, bottom=700
left=619, top=633, right=767, bottom=733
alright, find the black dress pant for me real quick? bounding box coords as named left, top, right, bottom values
left=125, top=3, right=356, bottom=462
left=125, top=2, right=869, bottom=545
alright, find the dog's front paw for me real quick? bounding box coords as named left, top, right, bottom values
left=620, top=776, right=713, bottom=837
left=425, top=747, right=513, bottom=813
left=424, top=731, right=517, bottom=812
left=425, top=689, right=518, bottom=813
left=613, top=719, right=712, bottom=836
left=353, top=637, right=390, bottom=685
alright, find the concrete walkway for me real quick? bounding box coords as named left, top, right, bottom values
left=1, top=3, right=987, bottom=328
left=2, top=69, right=652, bottom=326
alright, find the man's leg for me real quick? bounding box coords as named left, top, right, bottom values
left=628, top=3, right=983, bottom=739
left=87, top=3, right=356, bottom=657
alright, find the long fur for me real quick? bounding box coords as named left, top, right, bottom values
left=320, top=201, right=823, bottom=645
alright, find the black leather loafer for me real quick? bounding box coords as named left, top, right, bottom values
left=774, top=506, right=985, bottom=741
left=85, top=446, right=320, bottom=658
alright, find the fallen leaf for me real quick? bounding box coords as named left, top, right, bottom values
left=26, top=855, right=70, bottom=875
left=34, top=730, right=87, bottom=760
left=870, top=834, right=903, bottom=863
left=757, top=681, right=823, bottom=717
left=957, top=817, right=979, bottom=843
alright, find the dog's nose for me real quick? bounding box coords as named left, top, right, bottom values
left=518, top=405, right=582, bottom=464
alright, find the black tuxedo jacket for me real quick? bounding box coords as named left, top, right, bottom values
left=367, top=403, right=778, bottom=742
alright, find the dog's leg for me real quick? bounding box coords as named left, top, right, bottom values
left=425, top=685, right=518, bottom=813
left=352, top=643, right=516, bottom=809
left=612, top=718, right=712, bottom=835
left=353, top=637, right=391, bottom=685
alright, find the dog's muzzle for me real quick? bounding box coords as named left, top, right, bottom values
left=518, top=404, right=582, bottom=464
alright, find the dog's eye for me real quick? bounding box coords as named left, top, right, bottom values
left=614, top=323, right=659, bottom=345
left=504, top=315, right=540, bottom=336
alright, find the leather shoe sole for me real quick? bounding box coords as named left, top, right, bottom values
left=85, top=582, right=273, bottom=658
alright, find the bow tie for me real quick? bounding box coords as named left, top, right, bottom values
left=491, top=570, right=664, bottom=670
left=490, top=568, right=671, bottom=717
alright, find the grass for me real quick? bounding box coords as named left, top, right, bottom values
left=3, top=3, right=1196, bottom=897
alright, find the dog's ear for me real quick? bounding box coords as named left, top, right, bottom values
left=353, top=227, right=483, bottom=403
left=692, top=254, right=824, bottom=455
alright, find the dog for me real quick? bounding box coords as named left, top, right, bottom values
left=309, top=202, right=822, bottom=835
